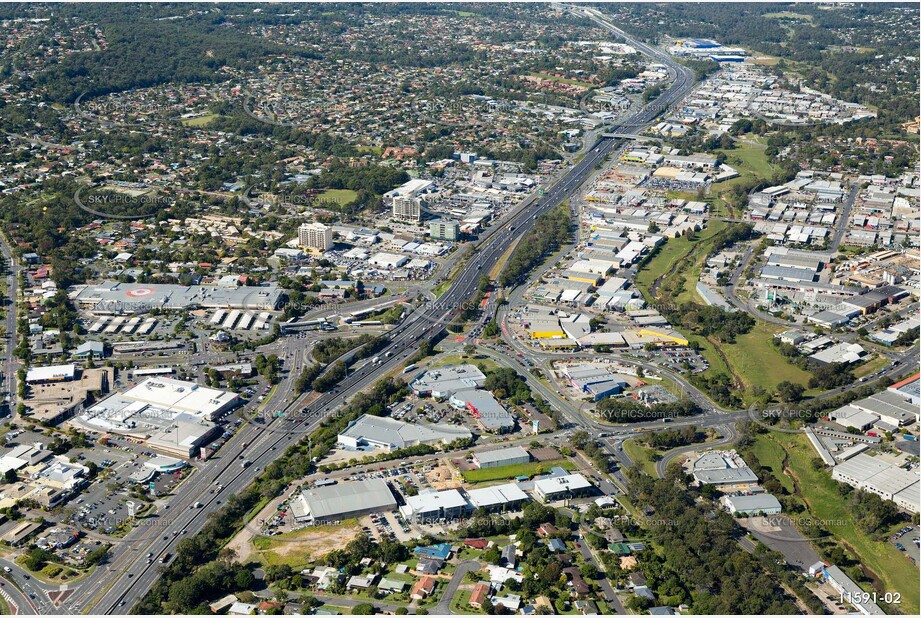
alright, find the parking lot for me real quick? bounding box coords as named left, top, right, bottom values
left=890, top=524, right=919, bottom=566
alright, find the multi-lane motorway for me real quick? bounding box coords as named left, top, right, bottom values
left=26, top=11, right=705, bottom=614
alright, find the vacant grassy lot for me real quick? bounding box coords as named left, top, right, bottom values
left=250, top=519, right=361, bottom=568
left=461, top=459, right=574, bottom=483
left=317, top=188, right=358, bottom=205
left=635, top=218, right=809, bottom=399
left=720, top=321, right=813, bottom=391
left=181, top=113, right=220, bottom=127
left=763, top=11, right=814, bottom=22
left=622, top=439, right=658, bottom=478
left=746, top=431, right=794, bottom=493
left=750, top=432, right=919, bottom=614
left=853, top=353, right=889, bottom=378
left=716, top=142, right=780, bottom=189
left=432, top=354, right=500, bottom=372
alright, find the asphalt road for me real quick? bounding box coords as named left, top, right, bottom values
left=0, top=231, right=20, bottom=414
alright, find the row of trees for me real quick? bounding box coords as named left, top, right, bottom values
left=313, top=335, right=379, bottom=364
left=498, top=202, right=572, bottom=287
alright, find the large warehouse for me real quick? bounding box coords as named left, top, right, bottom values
left=720, top=494, right=782, bottom=516
left=449, top=389, right=515, bottom=433
left=291, top=478, right=397, bottom=523
left=80, top=377, right=239, bottom=425
left=473, top=447, right=530, bottom=469
left=410, top=364, right=486, bottom=398
left=75, top=378, right=238, bottom=458
left=832, top=454, right=919, bottom=513
left=337, top=414, right=472, bottom=452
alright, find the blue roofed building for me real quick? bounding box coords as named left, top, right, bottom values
left=548, top=538, right=566, bottom=552
left=414, top=542, right=453, bottom=561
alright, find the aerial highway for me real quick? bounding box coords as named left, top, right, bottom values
left=80, top=11, right=701, bottom=614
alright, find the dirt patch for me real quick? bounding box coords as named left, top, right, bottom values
left=233, top=520, right=362, bottom=568
left=529, top=447, right=561, bottom=462
left=426, top=459, right=462, bottom=490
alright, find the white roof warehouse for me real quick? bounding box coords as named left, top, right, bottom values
left=337, top=414, right=472, bottom=452
left=26, top=364, right=76, bottom=383
left=291, top=478, right=397, bottom=523
left=832, top=454, right=919, bottom=513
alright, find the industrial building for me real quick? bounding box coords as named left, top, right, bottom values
left=560, top=364, right=629, bottom=401
left=533, top=473, right=594, bottom=503
left=144, top=415, right=224, bottom=459
left=410, top=364, right=487, bottom=398
left=99, top=377, right=238, bottom=421
left=820, top=566, right=884, bottom=615
left=298, top=222, right=334, bottom=251
left=849, top=390, right=919, bottom=427
left=720, top=494, right=782, bottom=516
left=888, top=373, right=920, bottom=405
left=337, top=414, right=472, bottom=452
left=291, top=478, right=397, bottom=523
left=71, top=281, right=284, bottom=314
left=472, top=447, right=530, bottom=469
left=808, top=342, right=867, bottom=366
left=466, top=483, right=529, bottom=513
left=401, top=489, right=470, bottom=523
left=449, top=389, right=515, bottom=433
left=828, top=405, right=880, bottom=432
left=831, top=454, right=919, bottom=513
left=689, top=450, right=760, bottom=490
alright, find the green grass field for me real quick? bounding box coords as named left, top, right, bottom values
left=763, top=11, right=814, bottom=22
left=461, top=459, right=574, bottom=483
left=634, top=201, right=809, bottom=399
left=715, top=142, right=780, bottom=191
left=746, top=432, right=794, bottom=493
left=432, top=354, right=500, bottom=372
left=251, top=519, right=361, bottom=568
left=317, top=188, right=358, bottom=205
left=719, top=321, right=813, bottom=391
left=181, top=113, right=220, bottom=127
left=449, top=589, right=481, bottom=614
left=621, top=439, right=658, bottom=477
left=749, top=432, right=919, bottom=614
left=853, top=354, right=889, bottom=378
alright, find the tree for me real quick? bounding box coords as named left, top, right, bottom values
left=776, top=381, right=805, bottom=403
left=580, top=563, right=600, bottom=581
